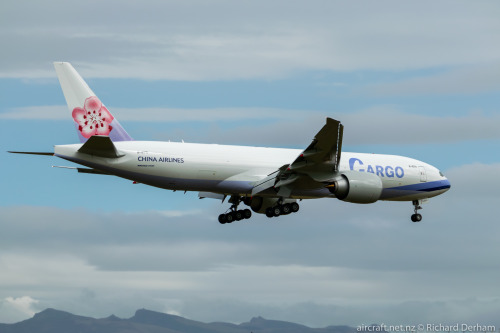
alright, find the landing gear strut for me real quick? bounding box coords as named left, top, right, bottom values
left=411, top=200, right=423, bottom=222
left=218, top=196, right=252, bottom=224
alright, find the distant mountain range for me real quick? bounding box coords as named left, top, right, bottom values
left=0, top=308, right=362, bottom=333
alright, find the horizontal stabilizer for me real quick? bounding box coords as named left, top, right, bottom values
left=77, top=168, right=110, bottom=175
left=78, top=135, right=124, bottom=158
left=52, top=165, right=111, bottom=175
left=8, top=151, right=53, bottom=156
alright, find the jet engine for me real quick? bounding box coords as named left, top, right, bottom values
left=327, top=171, right=383, bottom=204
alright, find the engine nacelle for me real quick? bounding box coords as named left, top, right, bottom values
left=327, top=171, right=383, bottom=204
left=245, top=196, right=296, bottom=214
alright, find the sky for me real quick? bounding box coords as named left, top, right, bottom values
left=1, top=0, right=500, bottom=328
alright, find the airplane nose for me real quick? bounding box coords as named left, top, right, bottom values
left=445, top=178, right=451, bottom=190
left=437, top=170, right=451, bottom=191
left=442, top=177, right=451, bottom=192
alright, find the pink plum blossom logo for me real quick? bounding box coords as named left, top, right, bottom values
left=72, top=96, right=114, bottom=138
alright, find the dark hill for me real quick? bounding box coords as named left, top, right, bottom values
left=0, top=308, right=361, bottom=333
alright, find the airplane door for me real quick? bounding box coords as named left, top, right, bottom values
left=418, top=166, right=427, bottom=182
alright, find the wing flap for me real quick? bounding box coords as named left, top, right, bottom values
left=252, top=176, right=277, bottom=196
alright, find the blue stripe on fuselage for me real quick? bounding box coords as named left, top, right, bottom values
left=387, top=179, right=451, bottom=192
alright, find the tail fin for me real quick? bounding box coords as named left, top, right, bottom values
left=54, top=62, right=133, bottom=143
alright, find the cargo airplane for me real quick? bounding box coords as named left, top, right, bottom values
left=9, top=62, right=451, bottom=223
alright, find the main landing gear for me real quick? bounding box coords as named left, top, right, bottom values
left=217, top=196, right=301, bottom=224
left=218, top=196, right=252, bottom=224
left=265, top=201, right=300, bottom=218
left=218, top=209, right=251, bottom=224
left=411, top=200, right=423, bottom=222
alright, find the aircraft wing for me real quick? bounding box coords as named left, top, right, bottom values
left=252, top=117, right=343, bottom=197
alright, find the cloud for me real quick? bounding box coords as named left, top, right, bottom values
left=0, top=105, right=308, bottom=122
left=176, top=298, right=500, bottom=328
left=0, top=162, right=500, bottom=325
left=367, top=63, right=500, bottom=96
left=339, top=108, right=500, bottom=145
left=3, top=106, right=500, bottom=146
left=445, top=163, right=500, bottom=198
left=0, top=296, right=40, bottom=324
left=164, top=107, right=500, bottom=146
left=0, top=106, right=68, bottom=120
left=1, top=0, right=499, bottom=325
left=1, top=1, right=499, bottom=80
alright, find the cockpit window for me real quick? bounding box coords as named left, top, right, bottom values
left=439, top=171, right=444, bottom=177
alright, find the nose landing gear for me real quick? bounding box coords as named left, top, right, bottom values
left=411, top=200, right=423, bottom=222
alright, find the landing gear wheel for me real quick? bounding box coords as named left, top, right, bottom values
left=243, top=209, right=252, bottom=219
left=281, top=203, right=291, bottom=215
left=265, top=207, right=274, bottom=218
left=272, top=206, right=281, bottom=217
left=411, top=213, right=422, bottom=222
left=225, top=212, right=234, bottom=223
left=218, top=214, right=227, bottom=224
left=235, top=210, right=243, bottom=221
left=291, top=202, right=300, bottom=213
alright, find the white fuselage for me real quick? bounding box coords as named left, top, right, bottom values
left=54, top=141, right=450, bottom=202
